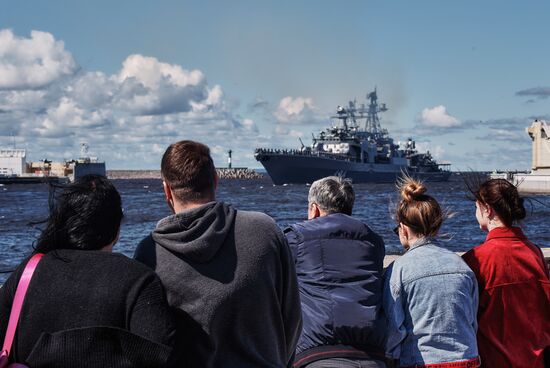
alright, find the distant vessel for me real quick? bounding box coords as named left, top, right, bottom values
left=67, top=143, right=106, bottom=181
left=0, top=143, right=105, bottom=184
left=255, top=89, right=451, bottom=184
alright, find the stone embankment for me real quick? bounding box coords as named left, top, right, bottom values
left=108, top=170, right=161, bottom=179
left=216, top=168, right=264, bottom=179
left=107, top=168, right=264, bottom=180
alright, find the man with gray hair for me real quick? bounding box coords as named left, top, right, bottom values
left=285, top=176, right=387, bottom=368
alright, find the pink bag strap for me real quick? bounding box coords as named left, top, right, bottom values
left=1, top=253, right=44, bottom=356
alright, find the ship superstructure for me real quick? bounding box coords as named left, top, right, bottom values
left=255, top=89, right=451, bottom=184
left=0, top=143, right=105, bottom=184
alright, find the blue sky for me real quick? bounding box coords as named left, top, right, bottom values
left=1, top=0, right=549, bottom=170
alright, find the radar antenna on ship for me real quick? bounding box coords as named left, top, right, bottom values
left=80, top=143, right=89, bottom=158
left=365, top=87, right=387, bottom=134
left=79, top=142, right=91, bottom=163
left=332, top=105, right=350, bottom=131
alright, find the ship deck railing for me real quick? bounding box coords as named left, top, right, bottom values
left=255, top=148, right=360, bottom=162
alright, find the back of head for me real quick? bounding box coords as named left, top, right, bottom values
left=475, top=178, right=525, bottom=227
left=396, top=177, right=442, bottom=237
left=36, top=175, right=123, bottom=253
left=308, top=176, right=355, bottom=215
left=161, top=140, right=216, bottom=203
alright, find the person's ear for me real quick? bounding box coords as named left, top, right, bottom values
left=401, top=224, right=411, bottom=240
left=485, top=205, right=495, bottom=219
left=308, top=203, right=321, bottom=220
left=213, top=171, right=219, bottom=191
left=163, top=181, right=175, bottom=213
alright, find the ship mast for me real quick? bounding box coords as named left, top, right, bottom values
left=332, top=105, right=349, bottom=131
left=364, top=88, right=387, bottom=133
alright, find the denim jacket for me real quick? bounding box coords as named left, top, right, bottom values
left=383, top=238, right=479, bottom=366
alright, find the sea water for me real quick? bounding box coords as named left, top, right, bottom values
left=1, top=176, right=549, bottom=283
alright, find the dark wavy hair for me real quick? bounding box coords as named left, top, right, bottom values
left=35, top=175, right=123, bottom=253
left=474, top=178, right=526, bottom=227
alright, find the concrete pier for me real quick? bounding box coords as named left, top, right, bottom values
left=384, top=247, right=550, bottom=269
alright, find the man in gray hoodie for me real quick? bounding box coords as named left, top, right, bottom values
left=134, top=140, right=302, bottom=368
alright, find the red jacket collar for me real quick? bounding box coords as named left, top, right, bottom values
left=485, top=226, right=527, bottom=242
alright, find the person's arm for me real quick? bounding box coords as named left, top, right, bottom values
left=133, top=234, right=157, bottom=269
left=0, top=258, right=29, bottom=345
left=383, top=263, right=406, bottom=361
left=277, top=231, right=302, bottom=367
left=129, top=273, right=176, bottom=348
left=283, top=226, right=300, bottom=262
left=470, top=273, right=479, bottom=333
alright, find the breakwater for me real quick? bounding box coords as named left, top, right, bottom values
left=107, top=168, right=264, bottom=180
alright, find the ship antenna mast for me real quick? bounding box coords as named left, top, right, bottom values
left=365, top=87, right=388, bottom=133
left=332, top=105, right=349, bottom=131
left=80, top=142, right=89, bottom=159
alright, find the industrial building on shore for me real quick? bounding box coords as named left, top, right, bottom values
left=491, top=119, right=550, bottom=194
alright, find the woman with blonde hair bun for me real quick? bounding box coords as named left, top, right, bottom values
left=383, top=177, right=480, bottom=368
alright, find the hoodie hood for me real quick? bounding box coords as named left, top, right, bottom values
left=151, top=201, right=236, bottom=263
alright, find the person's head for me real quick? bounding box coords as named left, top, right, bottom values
left=395, top=177, right=443, bottom=248
left=35, top=175, right=123, bottom=253
left=307, top=176, right=355, bottom=220
left=161, top=140, right=217, bottom=212
left=473, top=178, right=525, bottom=230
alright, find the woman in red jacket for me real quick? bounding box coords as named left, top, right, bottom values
left=462, top=178, right=550, bottom=368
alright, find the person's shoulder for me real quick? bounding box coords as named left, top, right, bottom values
left=235, top=209, right=278, bottom=229
left=463, top=240, right=494, bottom=265
left=107, top=252, right=162, bottom=286
left=233, top=210, right=287, bottom=249
left=97, top=250, right=156, bottom=272
left=332, top=214, right=384, bottom=241
left=53, top=249, right=158, bottom=280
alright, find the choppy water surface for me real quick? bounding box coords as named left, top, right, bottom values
left=1, top=176, right=550, bottom=283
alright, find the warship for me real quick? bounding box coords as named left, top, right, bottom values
left=255, top=89, right=451, bottom=184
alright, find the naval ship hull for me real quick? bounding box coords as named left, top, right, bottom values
left=73, top=162, right=106, bottom=180
left=257, top=153, right=451, bottom=185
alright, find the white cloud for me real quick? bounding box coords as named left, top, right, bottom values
left=418, top=105, right=461, bottom=128
left=0, top=29, right=262, bottom=169
left=289, top=130, right=303, bottom=138
left=274, top=96, right=315, bottom=124
left=241, top=118, right=258, bottom=132
left=0, top=29, right=77, bottom=90
left=67, top=72, right=115, bottom=109
left=476, top=128, right=525, bottom=142
left=112, top=54, right=209, bottom=116
left=0, top=90, right=48, bottom=111
left=415, top=141, right=445, bottom=159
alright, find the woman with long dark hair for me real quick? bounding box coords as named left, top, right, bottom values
left=462, top=178, right=550, bottom=367
left=0, top=175, right=175, bottom=368
left=383, top=177, right=479, bottom=368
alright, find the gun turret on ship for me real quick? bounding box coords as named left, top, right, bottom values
left=255, top=88, right=451, bottom=184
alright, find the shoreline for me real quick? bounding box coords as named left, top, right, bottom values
left=107, top=168, right=264, bottom=180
